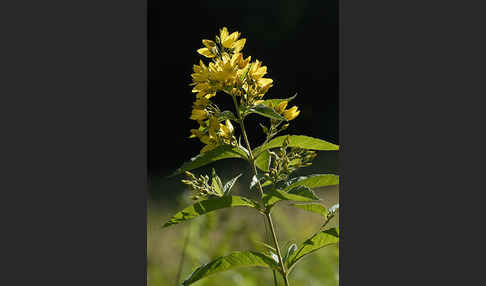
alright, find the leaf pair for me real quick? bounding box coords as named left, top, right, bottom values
left=179, top=228, right=340, bottom=285
left=253, top=135, right=339, bottom=159
left=210, top=169, right=242, bottom=197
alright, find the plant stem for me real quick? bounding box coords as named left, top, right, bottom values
left=231, top=95, right=290, bottom=286
left=266, top=212, right=290, bottom=286
left=175, top=222, right=192, bottom=286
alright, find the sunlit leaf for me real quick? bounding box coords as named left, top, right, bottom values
left=162, top=196, right=259, bottom=228
left=211, top=168, right=224, bottom=196
left=283, top=174, right=339, bottom=191
left=291, top=203, right=328, bottom=217
left=262, top=94, right=297, bottom=107
left=263, top=186, right=319, bottom=209
left=255, top=150, right=271, bottom=172
left=254, top=135, right=339, bottom=158
left=170, top=145, right=248, bottom=177
left=223, top=173, right=243, bottom=196
left=181, top=251, right=279, bottom=285
left=247, top=104, right=287, bottom=121
left=287, top=228, right=339, bottom=271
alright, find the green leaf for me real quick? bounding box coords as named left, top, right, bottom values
left=211, top=169, right=224, bottom=196
left=250, top=173, right=266, bottom=191
left=182, top=251, right=279, bottom=285
left=163, top=196, right=259, bottom=228
left=170, top=145, right=248, bottom=177
left=283, top=174, right=339, bottom=191
left=262, top=186, right=319, bottom=209
left=254, top=135, right=339, bottom=158
left=287, top=228, right=339, bottom=271
left=223, top=173, right=243, bottom=196
left=255, top=150, right=271, bottom=172
left=262, top=94, right=297, bottom=107
left=247, top=104, right=287, bottom=121
left=291, top=203, right=328, bottom=217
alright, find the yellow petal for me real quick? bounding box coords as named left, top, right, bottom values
left=197, top=48, right=215, bottom=58
left=283, top=106, right=300, bottom=121
left=231, top=38, right=246, bottom=52
left=276, top=101, right=288, bottom=114
left=202, top=39, right=216, bottom=49
left=190, top=109, right=208, bottom=121
left=220, top=27, right=229, bottom=43
left=231, top=53, right=242, bottom=67
left=224, top=119, right=234, bottom=134
left=257, top=78, right=273, bottom=90
left=222, top=31, right=240, bottom=48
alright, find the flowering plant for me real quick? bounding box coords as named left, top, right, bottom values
left=163, top=27, right=339, bottom=286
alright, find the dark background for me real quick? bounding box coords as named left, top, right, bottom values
left=148, top=0, right=339, bottom=188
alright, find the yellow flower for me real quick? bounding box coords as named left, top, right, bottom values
left=222, top=31, right=241, bottom=48
left=275, top=101, right=288, bottom=114
left=257, top=78, right=273, bottom=91
left=283, top=106, right=300, bottom=121
left=219, top=119, right=234, bottom=138
left=202, top=39, right=216, bottom=49
left=192, top=98, right=210, bottom=109
left=231, top=38, right=246, bottom=53
left=219, top=27, right=229, bottom=44
left=190, top=109, right=208, bottom=121
left=208, top=116, right=220, bottom=138
left=239, top=55, right=251, bottom=69
left=197, top=47, right=215, bottom=58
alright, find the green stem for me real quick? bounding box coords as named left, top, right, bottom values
left=175, top=222, right=192, bottom=286
left=231, top=95, right=290, bottom=286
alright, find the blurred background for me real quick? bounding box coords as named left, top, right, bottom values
left=148, top=0, right=338, bottom=285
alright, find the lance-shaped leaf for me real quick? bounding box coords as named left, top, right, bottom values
left=291, top=203, right=328, bottom=217
left=263, top=186, right=319, bottom=209
left=247, top=104, right=287, bottom=121
left=262, top=94, right=297, bottom=107
left=283, top=174, right=339, bottom=191
left=287, top=228, right=340, bottom=271
left=182, top=251, right=279, bottom=285
left=255, top=150, right=271, bottom=172
left=163, top=196, right=259, bottom=228
left=169, top=145, right=248, bottom=177
left=254, top=135, right=339, bottom=158
left=211, top=168, right=224, bottom=196
left=223, top=173, right=243, bottom=196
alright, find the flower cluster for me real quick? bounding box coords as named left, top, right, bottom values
left=188, top=27, right=300, bottom=153
left=181, top=171, right=223, bottom=200
left=264, top=136, right=317, bottom=184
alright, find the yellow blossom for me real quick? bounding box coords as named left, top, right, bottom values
left=257, top=78, right=273, bottom=91
left=202, top=39, right=216, bottom=49
left=275, top=101, right=288, bottom=114
left=222, top=31, right=241, bottom=48
left=197, top=47, right=215, bottom=58
left=283, top=106, right=300, bottom=121
left=219, top=119, right=234, bottom=138
left=231, top=38, right=246, bottom=53
left=190, top=109, right=208, bottom=121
